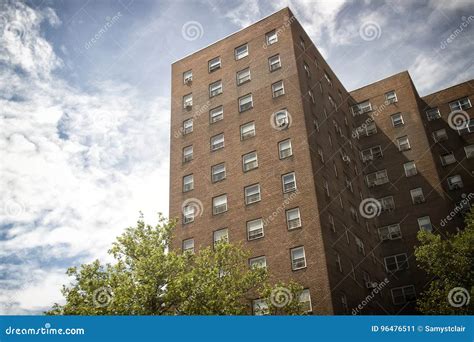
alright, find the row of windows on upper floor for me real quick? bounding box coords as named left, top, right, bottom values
left=352, top=94, right=472, bottom=125
left=181, top=30, right=280, bottom=86
left=366, top=164, right=466, bottom=191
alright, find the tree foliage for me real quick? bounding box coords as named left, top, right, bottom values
left=415, top=207, right=474, bottom=314
left=47, top=214, right=306, bottom=315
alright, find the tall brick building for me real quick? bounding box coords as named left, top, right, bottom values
left=169, top=7, right=473, bottom=314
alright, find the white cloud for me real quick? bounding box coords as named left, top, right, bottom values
left=0, top=2, right=169, bottom=313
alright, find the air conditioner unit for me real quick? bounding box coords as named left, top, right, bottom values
left=184, top=78, right=192, bottom=85
left=362, top=155, right=373, bottom=162
left=185, top=103, right=192, bottom=109
left=451, top=184, right=462, bottom=190
left=342, top=155, right=351, bottom=163
left=414, top=196, right=424, bottom=204
left=278, top=120, right=288, bottom=127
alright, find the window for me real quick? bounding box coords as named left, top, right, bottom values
left=239, top=94, right=253, bottom=112
left=345, top=176, right=353, bottom=193
left=378, top=224, right=402, bottom=241
left=212, top=194, right=227, bottom=215
left=249, top=256, right=267, bottom=268
left=319, top=81, right=323, bottom=93
left=252, top=299, right=269, bottom=315
left=211, top=163, right=226, bottom=182
left=286, top=207, right=301, bottom=230
left=183, top=204, right=195, bottom=224
left=183, top=118, right=193, bottom=135
left=182, top=238, right=194, bottom=253
left=385, top=90, right=397, bottom=104
left=266, top=30, right=278, bottom=45
left=449, top=97, right=472, bottom=111
left=317, top=146, right=324, bottom=163
left=183, top=93, right=192, bottom=108
left=183, top=70, right=192, bottom=84
left=351, top=100, right=372, bottom=115
left=247, top=218, right=264, bottom=240
left=410, top=188, right=425, bottom=204
left=183, top=145, right=193, bottom=163
left=210, top=133, right=224, bottom=151
left=268, top=54, right=281, bottom=71
left=308, top=90, right=315, bottom=103
left=403, top=161, right=417, bottom=177
left=209, top=80, right=222, bottom=97
left=417, top=216, right=432, bottom=232
left=299, top=37, right=305, bottom=49
left=291, top=246, right=306, bottom=270
left=279, top=139, right=292, bottom=159
left=465, top=145, right=474, bottom=158
left=355, top=121, right=377, bottom=137
left=323, top=179, right=330, bottom=197
left=335, top=252, right=342, bottom=272
left=209, top=106, right=223, bottom=124
left=213, top=228, right=228, bottom=245
left=329, top=214, right=336, bottom=232
left=274, top=109, right=289, bottom=128
left=242, top=151, right=258, bottom=172
left=235, top=43, right=248, bottom=60
left=183, top=174, right=194, bottom=192
left=440, top=152, right=456, bottom=166
left=303, top=62, right=311, bottom=77
left=366, top=169, right=389, bottom=187
left=432, top=129, right=448, bottom=142
left=379, top=195, right=395, bottom=212
left=314, top=118, right=319, bottom=132
left=458, top=118, right=474, bottom=134
left=328, top=95, right=336, bottom=109
left=272, top=80, right=285, bottom=98
left=236, top=68, right=251, bottom=85
left=240, top=122, right=255, bottom=140
left=355, top=237, right=365, bottom=255
left=361, top=145, right=383, bottom=162
left=324, top=72, right=332, bottom=86
left=397, top=136, right=410, bottom=151
left=299, top=289, right=312, bottom=313
left=391, top=285, right=416, bottom=305
left=208, top=57, right=221, bottom=72
left=447, top=175, right=463, bottom=190
left=245, top=184, right=261, bottom=205
left=426, top=108, right=441, bottom=121
left=384, top=253, right=409, bottom=272
left=333, top=162, right=338, bottom=178
left=282, top=172, right=297, bottom=193
left=391, top=113, right=404, bottom=127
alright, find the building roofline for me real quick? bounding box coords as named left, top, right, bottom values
left=349, top=70, right=411, bottom=93
left=171, top=7, right=291, bottom=65
left=421, top=78, right=474, bottom=99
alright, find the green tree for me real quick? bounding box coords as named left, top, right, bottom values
left=415, top=207, right=474, bottom=314
left=47, top=214, right=306, bottom=315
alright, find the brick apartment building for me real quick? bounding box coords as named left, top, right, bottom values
left=169, top=7, right=473, bottom=315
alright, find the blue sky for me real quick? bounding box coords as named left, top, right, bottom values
left=0, top=0, right=473, bottom=314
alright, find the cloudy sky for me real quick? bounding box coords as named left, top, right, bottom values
left=0, top=0, right=473, bottom=314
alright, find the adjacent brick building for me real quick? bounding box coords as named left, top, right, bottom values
left=169, top=7, right=473, bottom=315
